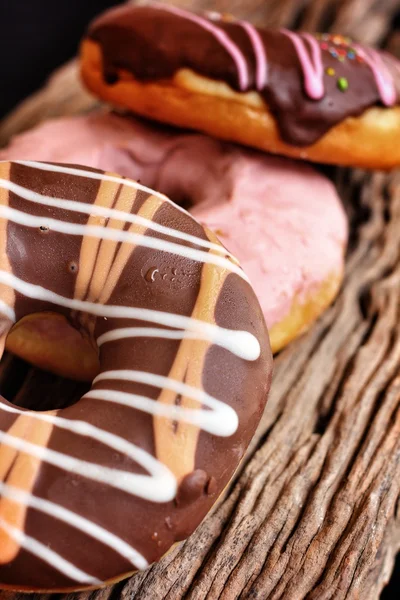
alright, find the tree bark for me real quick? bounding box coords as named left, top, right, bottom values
left=0, top=1, right=399, bottom=598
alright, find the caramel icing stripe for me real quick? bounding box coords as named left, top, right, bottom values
left=0, top=416, right=54, bottom=565
left=153, top=229, right=231, bottom=478
left=0, top=161, right=262, bottom=584
left=98, top=194, right=164, bottom=304
left=74, top=176, right=122, bottom=303
left=74, top=176, right=123, bottom=332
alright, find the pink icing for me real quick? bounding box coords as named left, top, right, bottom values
left=0, top=112, right=348, bottom=329
left=281, top=30, right=324, bottom=100
left=355, top=45, right=397, bottom=106
left=156, top=3, right=249, bottom=90
left=239, top=21, right=267, bottom=90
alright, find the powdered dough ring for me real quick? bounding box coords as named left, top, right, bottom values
left=80, top=3, right=400, bottom=170
left=0, top=113, right=348, bottom=352
left=0, top=161, right=271, bottom=591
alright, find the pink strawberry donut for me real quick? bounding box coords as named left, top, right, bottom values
left=0, top=112, right=348, bottom=352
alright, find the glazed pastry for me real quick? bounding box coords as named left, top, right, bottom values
left=0, top=112, right=348, bottom=352
left=80, top=3, right=400, bottom=170
left=0, top=160, right=271, bottom=591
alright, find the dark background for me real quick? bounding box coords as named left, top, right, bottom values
left=0, top=0, right=398, bottom=597
left=0, top=0, right=122, bottom=118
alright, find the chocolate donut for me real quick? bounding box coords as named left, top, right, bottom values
left=0, top=161, right=271, bottom=591
left=80, top=2, right=400, bottom=169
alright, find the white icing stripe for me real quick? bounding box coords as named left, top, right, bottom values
left=96, top=326, right=258, bottom=359
left=0, top=204, right=246, bottom=281
left=0, top=300, right=15, bottom=322
left=0, top=517, right=100, bottom=585
left=13, top=160, right=168, bottom=200
left=97, top=327, right=203, bottom=346
left=0, top=482, right=148, bottom=570
left=0, top=271, right=260, bottom=360
left=0, top=174, right=235, bottom=259
left=0, top=429, right=176, bottom=502
left=0, top=402, right=176, bottom=503
left=13, top=160, right=190, bottom=218
left=85, top=389, right=237, bottom=437
left=92, top=370, right=239, bottom=436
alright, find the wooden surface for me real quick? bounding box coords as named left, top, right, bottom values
left=1, top=1, right=400, bottom=598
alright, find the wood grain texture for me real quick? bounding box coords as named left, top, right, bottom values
left=0, top=0, right=400, bottom=598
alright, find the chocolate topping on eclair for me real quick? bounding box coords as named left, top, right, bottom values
left=87, top=3, right=400, bottom=146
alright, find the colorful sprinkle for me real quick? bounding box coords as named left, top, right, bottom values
left=333, top=35, right=342, bottom=45
left=347, top=50, right=356, bottom=59
left=330, top=49, right=338, bottom=58
left=337, top=77, right=349, bottom=91
left=320, top=42, right=329, bottom=50
left=338, top=56, right=345, bottom=62
left=326, top=67, right=335, bottom=76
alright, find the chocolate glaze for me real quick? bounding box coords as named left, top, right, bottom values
left=0, top=161, right=272, bottom=590
left=87, top=4, right=400, bottom=146
left=175, top=469, right=209, bottom=506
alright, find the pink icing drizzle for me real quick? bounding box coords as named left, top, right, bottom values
left=355, top=45, right=396, bottom=106
left=156, top=3, right=249, bottom=91
left=239, top=21, right=268, bottom=90
left=147, top=5, right=399, bottom=108
left=281, top=30, right=324, bottom=100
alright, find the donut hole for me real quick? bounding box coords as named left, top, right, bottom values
left=3, top=312, right=99, bottom=412
left=0, top=353, right=90, bottom=412
left=173, top=194, right=195, bottom=211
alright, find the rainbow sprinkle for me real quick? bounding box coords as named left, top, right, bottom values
left=317, top=33, right=365, bottom=71
left=337, top=77, right=349, bottom=91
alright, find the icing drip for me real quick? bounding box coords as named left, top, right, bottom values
left=239, top=21, right=267, bottom=90
left=281, top=30, right=324, bottom=99
left=0, top=161, right=269, bottom=588
left=354, top=45, right=397, bottom=106
left=156, top=3, right=249, bottom=90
